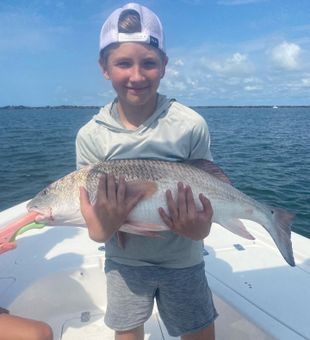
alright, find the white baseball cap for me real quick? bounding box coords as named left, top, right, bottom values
left=99, top=3, right=166, bottom=53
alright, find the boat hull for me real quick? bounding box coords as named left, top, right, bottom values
left=1, top=202, right=309, bottom=339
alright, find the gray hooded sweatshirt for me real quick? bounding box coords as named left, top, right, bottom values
left=76, top=94, right=212, bottom=268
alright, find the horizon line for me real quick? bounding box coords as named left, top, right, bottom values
left=1, top=104, right=310, bottom=109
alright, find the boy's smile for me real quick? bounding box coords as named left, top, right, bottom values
left=102, top=42, right=167, bottom=125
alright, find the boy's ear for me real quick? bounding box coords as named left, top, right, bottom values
left=103, top=69, right=111, bottom=80
left=161, top=56, right=169, bottom=78
left=161, top=68, right=166, bottom=79
left=99, top=61, right=110, bottom=80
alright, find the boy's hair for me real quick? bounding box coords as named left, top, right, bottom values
left=118, top=9, right=141, bottom=33
left=99, top=3, right=166, bottom=66
left=99, top=9, right=141, bottom=65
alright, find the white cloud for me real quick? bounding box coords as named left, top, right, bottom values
left=161, top=37, right=310, bottom=105
left=162, top=50, right=258, bottom=103
left=166, top=67, right=180, bottom=77
left=301, top=78, right=310, bottom=87
left=244, top=85, right=262, bottom=91
left=244, top=77, right=262, bottom=84
left=270, top=41, right=301, bottom=70
left=174, top=59, right=185, bottom=66
left=161, top=78, right=187, bottom=92
left=203, top=53, right=253, bottom=75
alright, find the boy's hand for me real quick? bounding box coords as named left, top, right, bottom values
left=158, top=182, right=213, bottom=240
left=80, top=174, right=143, bottom=243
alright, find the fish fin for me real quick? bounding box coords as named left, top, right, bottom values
left=125, top=181, right=158, bottom=199
left=186, top=159, right=232, bottom=185
left=120, top=222, right=167, bottom=237
left=218, top=218, right=255, bottom=240
left=266, top=207, right=295, bottom=266
left=121, top=226, right=162, bottom=237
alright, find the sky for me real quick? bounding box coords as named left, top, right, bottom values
left=0, top=0, right=310, bottom=106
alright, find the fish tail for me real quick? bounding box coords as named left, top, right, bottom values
left=268, top=207, right=295, bottom=266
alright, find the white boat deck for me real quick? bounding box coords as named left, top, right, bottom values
left=1, top=202, right=309, bottom=339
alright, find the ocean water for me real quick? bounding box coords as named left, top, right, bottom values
left=0, top=106, right=309, bottom=238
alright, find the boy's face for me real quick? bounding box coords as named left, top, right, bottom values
left=101, top=42, right=168, bottom=110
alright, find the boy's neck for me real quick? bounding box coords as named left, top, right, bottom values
left=116, top=95, right=158, bottom=130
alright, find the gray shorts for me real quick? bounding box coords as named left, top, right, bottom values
left=104, top=260, right=218, bottom=337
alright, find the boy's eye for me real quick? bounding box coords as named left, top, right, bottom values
left=113, top=59, right=159, bottom=69
left=115, top=60, right=131, bottom=68
left=143, top=60, right=157, bottom=68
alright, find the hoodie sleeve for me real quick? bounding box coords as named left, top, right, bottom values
left=169, top=101, right=212, bottom=161
left=76, top=123, right=100, bottom=169
left=189, top=114, right=213, bottom=161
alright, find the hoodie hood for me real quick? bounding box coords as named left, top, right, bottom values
left=93, top=94, right=174, bottom=134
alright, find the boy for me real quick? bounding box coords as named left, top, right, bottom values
left=77, top=3, right=217, bottom=339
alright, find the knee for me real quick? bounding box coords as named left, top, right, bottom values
left=115, top=324, right=144, bottom=340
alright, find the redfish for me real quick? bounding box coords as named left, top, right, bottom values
left=0, top=159, right=295, bottom=266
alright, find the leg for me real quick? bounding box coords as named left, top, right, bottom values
left=156, top=263, right=218, bottom=338
left=104, top=261, right=156, bottom=338
left=0, top=314, right=53, bottom=340
left=181, top=322, right=215, bottom=340
left=115, top=325, right=144, bottom=340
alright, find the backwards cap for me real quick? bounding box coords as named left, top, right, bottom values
left=99, top=2, right=165, bottom=53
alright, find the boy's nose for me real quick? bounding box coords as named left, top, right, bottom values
left=130, top=66, right=145, bottom=81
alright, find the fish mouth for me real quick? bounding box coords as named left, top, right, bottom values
left=29, top=207, right=53, bottom=223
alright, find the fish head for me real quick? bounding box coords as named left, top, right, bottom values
left=27, top=172, right=83, bottom=225
left=0, top=170, right=87, bottom=254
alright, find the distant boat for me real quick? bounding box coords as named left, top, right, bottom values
left=273, top=105, right=279, bottom=109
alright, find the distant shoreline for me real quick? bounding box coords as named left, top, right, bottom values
left=0, top=105, right=100, bottom=110
left=1, top=105, right=310, bottom=110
